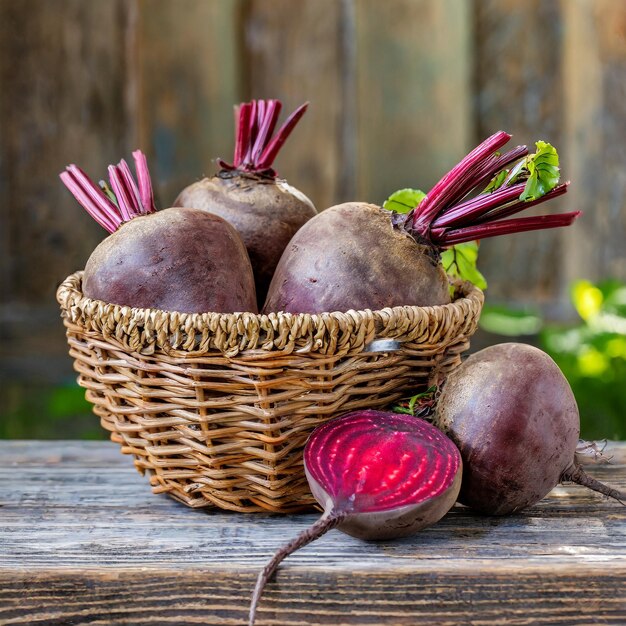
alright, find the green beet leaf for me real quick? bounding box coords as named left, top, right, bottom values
left=520, top=140, right=560, bottom=201
left=383, top=188, right=426, bottom=214
left=484, top=169, right=508, bottom=193
left=441, top=241, right=488, bottom=290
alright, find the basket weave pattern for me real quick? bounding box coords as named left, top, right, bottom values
left=57, top=271, right=483, bottom=513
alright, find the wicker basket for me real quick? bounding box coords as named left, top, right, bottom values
left=57, top=271, right=483, bottom=513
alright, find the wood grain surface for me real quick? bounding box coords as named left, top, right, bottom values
left=1, top=441, right=625, bottom=624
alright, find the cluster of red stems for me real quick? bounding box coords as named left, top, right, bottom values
left=60, top=151, right=156, bottom=234
left=218, top=99, right=308, bottom=177
left=409, top=131, right=579, bottom=247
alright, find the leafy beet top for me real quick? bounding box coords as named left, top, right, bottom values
left=304, top=410, right=461, bottom=514
left=407, top=133, right=578, bottom=247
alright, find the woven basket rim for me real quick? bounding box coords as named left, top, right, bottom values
left=57, top=270, right=484, bottom=357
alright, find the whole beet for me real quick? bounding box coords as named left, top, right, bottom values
left=84, top=208, right=256, bottom=313
left=263, top=132, right=580, bottom=315
left=434, top=343, right=625, bottom=515
left=263, top=202, right=451, bottom=314
left=61, top=151, right=257, bottom=314
left=175, top=100, right=316, bottom=307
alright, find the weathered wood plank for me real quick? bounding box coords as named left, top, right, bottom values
left=0, top=441, right=624, bottom=623
left=0, top=0, right=133, bottom=389
left=0, top=569, right=624, bottom=625
left=0, top=0, right=132, bottom=304
left=355, top=0, right=472, bottom=204
left=242, top=0, right=348, bottom=210
left=136, top=0, right=242, bottom=207
left=561, top=0, right=626, bottom=288
left=473, top=0, right=570, bottom=313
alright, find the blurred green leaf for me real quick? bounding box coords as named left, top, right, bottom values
left=49, top=385, right=91, bottom=418
left=538, top=277, right=626, bottom=440
left=479, top=303, right=542, bottom=336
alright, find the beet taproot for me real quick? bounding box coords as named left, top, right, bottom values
left=434, top=343, right=625, bottom=515
left=249, top=410, right=461, bottom=625
left=60, top=151, right=257, bottom=313
left=175, top=99, right=316, bottom=307
left=263, top=133, right=580, bottom=314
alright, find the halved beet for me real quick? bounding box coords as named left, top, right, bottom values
left=248, top=410, right=462, bottom=625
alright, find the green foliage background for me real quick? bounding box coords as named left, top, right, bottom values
left=479, top=279, right=626, bottom=440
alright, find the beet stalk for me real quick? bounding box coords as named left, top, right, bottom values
left=60, top=151, right=257, bottom=314
left=433, top=343, right=626, bottom=515
left=174, top=99, right=317, bottom=307
left=263, top=133, right=580, bottom=314
left=249, top=410, right=462, bottom=624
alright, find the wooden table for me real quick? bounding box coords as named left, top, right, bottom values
left=1, top=441, right=625, bottom=625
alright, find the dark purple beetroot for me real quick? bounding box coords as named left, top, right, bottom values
left=434, top=343, right=625, bottom=515
left=263, top=202, right=450, bottom=313
left=60, top=151, right=257, bottom=314
left=263, top=132, right=580, bottom=314
left=174, top=99, right=316, bottom=307
left=249, top=410, right=462, bottom=625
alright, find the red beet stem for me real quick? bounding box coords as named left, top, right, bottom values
left=132, top=150, right=156, bottom=214
left=458, top=145, right=529, bottom=200
left=472, top=182, right=570, bottom=225
left=413, top=131, right=512, bottom=231
left=433, top=183, right=526, bottom=229
left=248, top=509, right=346, bottom=626
left=242, top=100, right=259, bottom=166
left=436, top=211, right=581, bottom=246
left=220, top=99, right=308, bottom=176
left=60, top=166, right=121, bottom=233
left=251, top=99, right=282, bottom=165
left=108, top=165, right=135, bottom=223
left=60, top=150, right=156, bottom=231
left=233, top=103, right=252, bottom=168
left=116, top=159, right=143, bottom=218
left=256, top=102, right=309, bottom=171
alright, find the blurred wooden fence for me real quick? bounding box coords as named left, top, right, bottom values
left=1, top=0, right=625, bottom=387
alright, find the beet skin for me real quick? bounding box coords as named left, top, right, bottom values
left=175, top=173, right=315, bottom=306
left=263, top=202, right=451, bottom=314
left=435, top=343, right=580, bottom=515
left=83, top=207, right=257, bottom=314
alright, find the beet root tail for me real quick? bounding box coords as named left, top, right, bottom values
left=561, top=464, right=626, bottom=505
left=248, top=509, right=346, bottom=626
